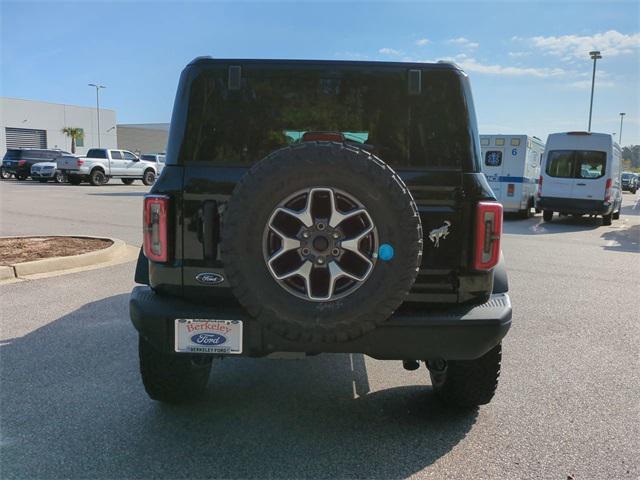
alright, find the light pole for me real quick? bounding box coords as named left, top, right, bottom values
left=587, top=51, right=601, bottom=132
left=619, top=113, right=626, bottom=145
left=88, top=84, right=106, bottom=147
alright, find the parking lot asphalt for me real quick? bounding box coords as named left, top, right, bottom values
left=1, top=179, right=639, bottom=480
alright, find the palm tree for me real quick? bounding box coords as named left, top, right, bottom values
left=61, top=127, right=84, bottom=154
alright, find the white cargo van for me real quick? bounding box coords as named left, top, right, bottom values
left=481, top=134, right=545, bottom=218
left=537, top=132, right=622, bottom=225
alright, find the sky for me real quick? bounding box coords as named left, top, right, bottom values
left=2, top=0, right=639, bottom=146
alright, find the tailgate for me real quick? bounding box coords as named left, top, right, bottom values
left=57, top=156, right=80, bottom=170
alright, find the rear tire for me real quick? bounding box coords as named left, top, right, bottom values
left=138, top=335, right=212, bottom=404
left=121, top=178, right=135, bottom=185
left=54, top=171, right=67, bottom=183
left=543, top=210, right=553, bottom=222
left=602, top=212, right=613, bottom=226
left=89, top=169, right=107, bottom=186
left=519, top=201, right=533, bottom=219
left=613, top=209, right=620, bottom=220
left=68, top=175, right=82, bottom=186
left=142, top=169, right=156, bottom=186
left=16, top=174, right=28, bottom=181
left=428, top=344, right=502, bottom=408
left=1, top=168, right=11, bottom=180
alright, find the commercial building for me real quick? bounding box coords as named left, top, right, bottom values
left=117, top=123, right=169, bottom=155
left=0, top=97, right=117, bottom=158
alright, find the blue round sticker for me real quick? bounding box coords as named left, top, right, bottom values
left=378, top=244, right=394, bottom=261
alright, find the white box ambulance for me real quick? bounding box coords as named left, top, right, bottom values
left=480, top=134, right=545, bottom=218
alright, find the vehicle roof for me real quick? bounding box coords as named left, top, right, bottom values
left=545, top=132, right=616, bottom=151
left=187, top=57, right=463, bottom=72
left=480, top=134, right=545, bottom=146
left=547, top=132, right=613, bottom=140
left=7, top=148, right=65, bottom=152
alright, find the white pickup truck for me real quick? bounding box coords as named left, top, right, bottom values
left=57, top=148, right=160, bottom=186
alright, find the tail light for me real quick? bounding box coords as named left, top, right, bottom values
left=507, top=184, right=515, bottom=196
left=537, top=176, right=543, bottom=198
left=77, top=159, right=84, bottom=167
left=18, top=160, right=26, bottom=166
left=143, top=195, right=170, bottom=262
left=474, top=202, right=503, bottom=270
left=604, top=178, right=612, bottom=202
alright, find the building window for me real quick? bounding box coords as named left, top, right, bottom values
left=76, top=128, right=84, bottom=147
left=511, top=138, right=521, bottom=146
left=5, top=127, right=47, bottom=149
left=480, top=138, right=490, bottom=146
left=495, top=138, right=505, bottom=146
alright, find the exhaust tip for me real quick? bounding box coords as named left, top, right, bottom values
left=402, top=360, right=420, bottom=371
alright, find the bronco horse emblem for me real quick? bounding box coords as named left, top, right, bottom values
left=429, top=221, right=451, bottom=248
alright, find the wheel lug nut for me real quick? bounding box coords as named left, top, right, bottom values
left=302, top=231, right=310, bottom=238
left=317, top=257, right=325, bottom=265
left=331, top=248, right=340, bottom=256
left=317, top=223, right=325, bottom=231
left=302, top=248, right=310, bottom=256
left=332, top=232, right=340, bottom=239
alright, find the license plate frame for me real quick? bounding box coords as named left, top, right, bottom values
left=174, top=319, right=243, bottom=354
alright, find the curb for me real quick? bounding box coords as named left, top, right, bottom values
left=1, top=236, right=128, bottom=280
left=0, top=265, right=15, bottom=280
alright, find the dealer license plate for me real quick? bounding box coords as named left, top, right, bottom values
left=174, top=319, right=243, bottom=354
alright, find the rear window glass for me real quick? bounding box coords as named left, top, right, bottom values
left=177, top=65, right=474, bottom=169
left=87, top=149, right=107, bottom=159
left=141, top=155, right=155, bottom=161
left=3, top=149, right=22, bottom=160
left=546, top=150, right=606, bottom=179
left=485, top=150, right=502, bottom=166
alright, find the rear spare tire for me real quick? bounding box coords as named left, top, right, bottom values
left=221, top=142, right=423, bottom=343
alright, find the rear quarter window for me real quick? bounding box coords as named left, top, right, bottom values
left=87, top=149, right=107, bottom=159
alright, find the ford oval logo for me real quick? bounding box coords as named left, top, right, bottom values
left=191, top=333, right=226, bottom=345
left=195, top=272, right=225, bottom=285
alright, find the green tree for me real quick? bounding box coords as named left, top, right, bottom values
left=61, top=127, right=84, bottom=154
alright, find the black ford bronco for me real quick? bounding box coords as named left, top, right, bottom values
left=130, top=58, right=511, bottom=407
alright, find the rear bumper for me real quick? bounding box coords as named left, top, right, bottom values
left=537, top=196, right=612, bottom=215
left=130, top=286, right=512, bottom=361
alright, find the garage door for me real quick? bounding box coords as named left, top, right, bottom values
left=5, top=127, right=47, bottom=149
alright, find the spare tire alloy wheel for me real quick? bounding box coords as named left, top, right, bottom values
left=264, top=187, right=378, bottom=301
left=222, top=142, right=423, bottom=342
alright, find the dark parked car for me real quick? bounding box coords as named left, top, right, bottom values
left=130, top=58, right=512, bottom=408
left=621, top=172, right=638, bottom=194
left=1, top=148, right=70, bottom=181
